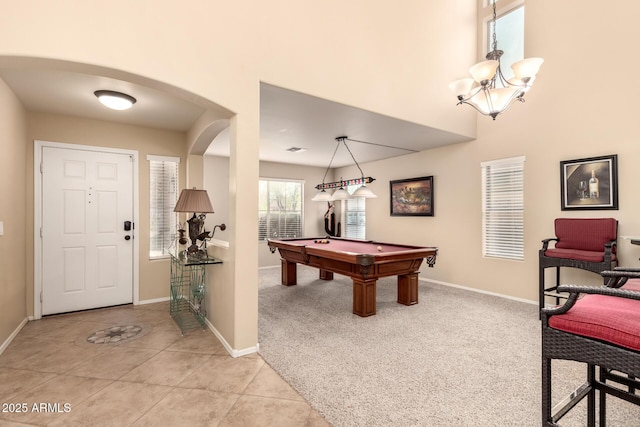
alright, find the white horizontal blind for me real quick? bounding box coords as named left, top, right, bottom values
left=481, top=156, right=525, bottom=260
left=258, top=179, right=303, bottom=240
left=342, top=185, right=366, bottom=239
left=148, top=155, right=179, bottom=258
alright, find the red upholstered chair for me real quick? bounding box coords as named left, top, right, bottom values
left=539, top=218, right=618, bottom=311
left=541, top=268, right=640, bottom=426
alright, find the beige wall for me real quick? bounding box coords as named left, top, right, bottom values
left=203, top=155, right=232, bottom=243
left=26, top=113, right=187, bottom=311
left=0, top=78, right=28, bottom=344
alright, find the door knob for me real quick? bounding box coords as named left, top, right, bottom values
left=124, top=235, right=131, bottom=241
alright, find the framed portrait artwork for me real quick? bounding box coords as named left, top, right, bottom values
left=390, top=176, right=434, bottom=216
left=560, top=154, right=618, bottom=210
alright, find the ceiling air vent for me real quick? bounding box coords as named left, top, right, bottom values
left=285, top=147, right=307, bottom=153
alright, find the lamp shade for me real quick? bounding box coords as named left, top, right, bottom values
left=469, top=60, right=499, bottom=84
left=489, top=87, right=519, bottom=112
left=311, top=189, right=334, bottom=202
left=331, top=187, right=351, bottom=200
left=508, top=75, right=536, bottom=89
left=448, top=78, right=475, bottom=97
left=511, top=57, right=544, bottom=79
left=469, top=87, right=517, bottom=116
left=174, top=188, right=214, bottom=213
left=352, top=185, right=377, bottom=198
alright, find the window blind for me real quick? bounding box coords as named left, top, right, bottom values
left=258, top=179, right=303, bottom=240
left=342, top=185, right=366, bottom=239
left=481, top=156, right=525, bottom=260
left=148, top=155, right=179, bottom=258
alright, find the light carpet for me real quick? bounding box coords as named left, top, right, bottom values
left=258, top=265, right=639, bottom=426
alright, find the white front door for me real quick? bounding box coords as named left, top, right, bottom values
left=41, top=146, right=134, bottom=315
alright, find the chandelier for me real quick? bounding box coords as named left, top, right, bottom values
left=311, top=136, right=377, bottom=201
left=449, top=1, right=543, bottom=120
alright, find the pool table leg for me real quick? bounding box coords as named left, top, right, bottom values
left=281, top=260, right=297, bottom=286
left=352, top=278, right=377, bottom=317
left=397, top=272, right=419, bottom=306
left=319, top=269, right=334, bottom=280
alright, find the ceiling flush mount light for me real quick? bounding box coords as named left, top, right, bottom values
left=449, top=1, right=543, bottom=120
left=311, top=136, right=377, bottom=201
left=94, top=90, right=137, bottom=110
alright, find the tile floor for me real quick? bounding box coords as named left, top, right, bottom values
left=0, top=302, right=331, bottom=426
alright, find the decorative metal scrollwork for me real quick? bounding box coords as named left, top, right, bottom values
left=360, top=264, right=372, bottom=278
left=426, top=254, right=437, bottom=268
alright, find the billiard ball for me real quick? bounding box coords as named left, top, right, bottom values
left=376, top=246, right=382, bottom=251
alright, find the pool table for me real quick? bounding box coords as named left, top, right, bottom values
left=267, top=237, right=438, bottom=317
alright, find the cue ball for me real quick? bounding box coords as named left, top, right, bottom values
left=376, top=246, right=382, bottom=251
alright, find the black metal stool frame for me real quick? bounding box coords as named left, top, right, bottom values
left=541, top=272, right=640, bottom=426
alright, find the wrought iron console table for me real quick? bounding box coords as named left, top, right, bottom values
left=168, top=249, right=222, bottom=334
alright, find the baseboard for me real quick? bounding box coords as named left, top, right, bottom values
left=139, top=296, right=259, bottom=356
left=203, top=317, right=259, bottom=358
left=139, top=297, right=260, bottom=357
left=0, top=317, right=29, bottom=356
left=208, top=238, right=229, bottom=249
left=259, top=265, right=280, bottom=271
left=421, top=277, right=537, bottom=306
left=138, top=296, right=170, bottom=305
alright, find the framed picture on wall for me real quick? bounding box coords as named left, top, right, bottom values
left=390, top=176, right=434, bottom=216
left=560, top=154, right=618, bottom=210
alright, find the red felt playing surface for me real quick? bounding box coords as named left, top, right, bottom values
left=302, top=238, right=416, bottom=254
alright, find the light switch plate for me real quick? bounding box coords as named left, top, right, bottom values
left=0, top=221, right=3, bottom=236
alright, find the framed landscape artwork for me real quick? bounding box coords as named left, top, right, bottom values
left=560, top=154, right=618, bottom=210
left=390, top=176, right=434, bottom=216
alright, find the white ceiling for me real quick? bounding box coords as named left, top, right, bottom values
left=0, top=68, right=471, bottom=168
left=0, top=68, right=207, bottom=132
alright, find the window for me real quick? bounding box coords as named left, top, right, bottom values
left=481, top=156, right=525, bottom=260
left=148, top=155, right=180, bottom=258
left=487, top=6, right=524, bottom=80
left=341, top=185, right=366, bottom=239
left=258, top=179, right=303, bottom=240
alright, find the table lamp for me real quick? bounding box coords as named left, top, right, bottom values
left=173, top=187, right=215, bottom=255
